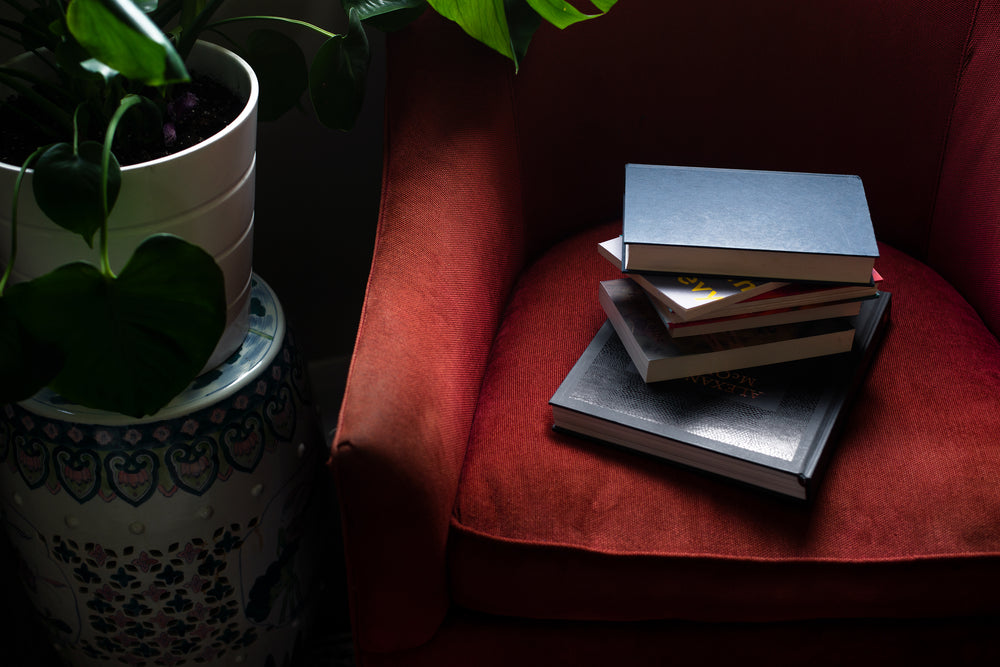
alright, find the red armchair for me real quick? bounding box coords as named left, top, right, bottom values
left=331, top=2, right=1000, bottom=665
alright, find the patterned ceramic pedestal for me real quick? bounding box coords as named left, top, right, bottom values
left=0, top=276, right=325, bottom=666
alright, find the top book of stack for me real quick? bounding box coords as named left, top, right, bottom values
left=621, top=164, right=879, bottom=284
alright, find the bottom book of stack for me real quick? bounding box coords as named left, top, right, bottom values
left=550, top=292, right=891, bottom=500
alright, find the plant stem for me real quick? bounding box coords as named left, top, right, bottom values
left=201, top=27, right=242, bottom=54
left=0, top=146, right=48, bottom=296
left=98, top=95, right=143, bottom=278
left=72, top=105, right=81, bottom=155
left=207, top=15, right=339, bottom=39
left=176, top=0, right=228, bottom=59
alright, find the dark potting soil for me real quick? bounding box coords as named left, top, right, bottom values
left=0, top=73, right=245, bottom=167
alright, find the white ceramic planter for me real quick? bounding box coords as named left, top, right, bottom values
left=0, top=276, right=326, bottom=666
left=0, top=41, right=259, bottom=371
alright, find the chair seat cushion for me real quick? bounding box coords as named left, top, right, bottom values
left=449, top=221, right=1000, bottom=623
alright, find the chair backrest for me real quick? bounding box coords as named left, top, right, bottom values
left=502, top=0, right=999, bottom=334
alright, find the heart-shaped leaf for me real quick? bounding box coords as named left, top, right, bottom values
left=10, top=235, right=226, bottom=417
left=310, top=9, right=370, bottom=131
left=66, top=0, right=189, bottom=86
left=0, top=297, right=64, bottom=404
left=245, top=29, right=309, bottom=122
left=32, top=141, right=121, bottom=247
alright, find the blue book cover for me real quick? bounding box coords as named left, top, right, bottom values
left=621, top=164, right=879, bottom=283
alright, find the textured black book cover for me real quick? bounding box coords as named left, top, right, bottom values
left=550, top=292, right=891, bottom=499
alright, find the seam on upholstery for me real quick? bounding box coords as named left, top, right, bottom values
left=330, top=36, right=397, bottom=462
left=448, top=516, right=1000, bottom=562
left=925, top=0, right=982, bottom=262
left=454, top=60, right=525, bottom=528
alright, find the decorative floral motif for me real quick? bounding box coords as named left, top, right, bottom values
left=54, top=446, right=102, bottom=503
left=104, top=449, right=159, bottom=506
left=14, top=435, right=48, bottom=489
left=221, top=415, right=266, bottom=473
left=43, top=524, right=258, bottom=663
left=265, top=385, right=297, bottom=441
left=0, top=332, right=308, bottom=504
left=166, top=438, right=218, bottom=496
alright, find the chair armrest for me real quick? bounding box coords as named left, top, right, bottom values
left=330, top=15, right=524, bottom=654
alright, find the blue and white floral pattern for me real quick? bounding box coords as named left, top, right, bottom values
left=0, top=276, right=324, bottom=666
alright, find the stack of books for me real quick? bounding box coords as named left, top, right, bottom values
left=550, top=165, right=892, bottom=500
left=596, top=237, right=882, bottom=382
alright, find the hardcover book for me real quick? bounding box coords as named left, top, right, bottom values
left=600, top=236, right=881, bottom=321
left=598, top=237, right=788, bottom=320
left=550, top=291, right=892, bottom=499
left=691, top=271, right=882, bottom=319
left=599, top=279, right=857, bottom=381
left=655, top=299, right=863, bottom=338
left=621, top=164, right=880, bottom=283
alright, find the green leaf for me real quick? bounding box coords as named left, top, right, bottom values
left=66, top=0, right=189, bottom=86
left=427, top=1, right=615, bottom=66
left=0, top=297, right=64, bottom=404
left=525, top=0, right=617, bottom=29
left=244, top=29, right=309, bottom=123
left=309, top=9, right=370, bottom=131
left=428, top=0, right=516, bottom=63
left=32, top=142, right=122, bottom=248
left=10, top=235, right=226, bottom=417
left=343, top=0, right=425, bottom=19
left=343, top=0, right=428, bottom=31
left=505, top=0, right=542, bottom=65
left=78, top=57, right=120, bottom=82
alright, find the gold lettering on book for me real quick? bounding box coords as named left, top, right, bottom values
left=685, top=372, right=764, bottom=399
left=677, top=277, right=761, bottom=301
left=677, top=276, right=721, bottom=301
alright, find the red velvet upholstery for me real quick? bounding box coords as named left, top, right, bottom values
left=452, top=231, right=1000, bottom=621
left=331, top=2, right=1000, bottom=664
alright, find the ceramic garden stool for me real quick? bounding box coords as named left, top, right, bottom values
left=0, top=275, right=326, bottom=666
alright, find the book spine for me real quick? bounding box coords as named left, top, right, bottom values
left=799, top=293, right=892, bottom=494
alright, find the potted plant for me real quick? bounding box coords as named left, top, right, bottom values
left=0, top=0, right=616, bottom=419
left=0, top=2, right=617, bottom=664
